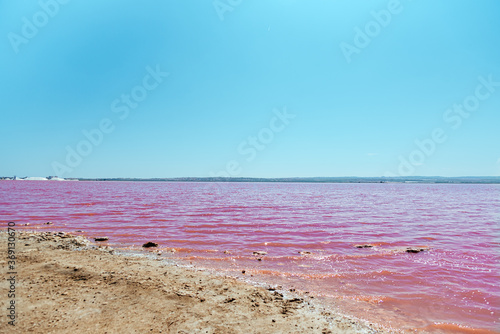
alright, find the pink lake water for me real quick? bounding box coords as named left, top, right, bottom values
left=1, top=181, right=499, bottom=332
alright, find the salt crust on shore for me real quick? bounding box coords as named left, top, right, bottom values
left=0, top=231, right=404, bottom=333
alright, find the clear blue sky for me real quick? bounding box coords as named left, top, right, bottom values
left=1, top=0, right=499, bottom=178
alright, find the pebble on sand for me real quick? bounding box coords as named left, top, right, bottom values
left=142, top=242, right=159, bottom=248
left=94, top=237, right=109, bottom=242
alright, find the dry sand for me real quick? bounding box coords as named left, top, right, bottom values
left=0, top=230, right=400, bottom=333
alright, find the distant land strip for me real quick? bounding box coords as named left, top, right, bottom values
left=67, top=176, right=500, bottom=184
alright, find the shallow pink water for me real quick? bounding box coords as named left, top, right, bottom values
left=1, top=181, right=499, bottom=332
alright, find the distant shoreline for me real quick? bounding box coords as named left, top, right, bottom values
left=2, top=176, right=500, bottom=184
left=63, top=176, right=500, bottom=184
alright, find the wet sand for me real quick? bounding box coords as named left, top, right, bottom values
left=0, top=230, right=402, bottom=333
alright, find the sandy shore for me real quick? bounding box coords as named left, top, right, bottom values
left=0, top=230, right=397, bottom=333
